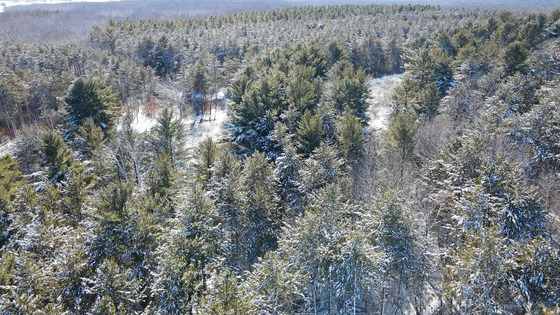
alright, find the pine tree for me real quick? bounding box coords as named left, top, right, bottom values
left=239, top=152, right=278, bottom=267
left=297, top=110, right=323, bottom=156
left=192, top=58, right=209, bottom=116
left=76, top=118, right=105, bottom=158
left=65, top=77, right=120, bottom=137
left=273, top=185, right=385, bottom=314
left=337, top=114, right=365, bottom=165
left=241, top=250, right=303, bottom=314
left=146, top=108, right=184, bottom=195
left=0, top=70, right=28, bottom=136
left=195, top=137, right=218, bottom=183
left=326, top=60, right=369, bottom=121
left=0, top=156, right=23, bottom=247
left=286, top=65, right=317, bottom=112
left=298, top=142, right=343, bottom=197
left=41, top=131, right=74, bottom=184
left=386, top=108, right=417, bottom=165
left=503, top=41, right=529, bottom=74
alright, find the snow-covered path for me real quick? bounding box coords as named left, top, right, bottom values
left=366, top=73, right=403, bottom=131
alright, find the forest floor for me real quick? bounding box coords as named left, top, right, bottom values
left=366, top=73, right=402, bottom=132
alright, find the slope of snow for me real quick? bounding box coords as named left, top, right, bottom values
left=367, top=73, right=403, bottom=132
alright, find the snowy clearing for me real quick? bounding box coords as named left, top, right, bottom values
left=0, top=0, right=120, bottom=12
left=183, top=108, right=228, bottom=152
left=366, top=73, right=403, bottom=131
left=127, top=106, right=229, bottom=153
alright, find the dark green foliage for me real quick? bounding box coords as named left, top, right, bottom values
left=41, top=130, right=74, bottom=183
left=137, top=35, right=178, bottom=76
left=65, top=77, right=120, bottom=136
left=518, top=22, right=543, bottom=48
left=76, top=118, right=105, bottom=158
left=337, top=114, right=365, bottom=164
left=326, top=60, right=370, bottom=120
left=286, top=65, right=317, bottom=112
left=0, top=156, right=23, bottom=247
left=148, top=108, right=184, bottom=162
left=503, top=41, right=529, bottom=74
left=194, top=137, right=218, bottom=182
left=293, top=44, right=327, bottom=79
left=229, top=73, right=284, bottom=155
left=239, top=152, right=278, bottom=266
left=146, top=108, right=184, bottom=196
left=387, top=109, right=417, bottom=163
left=0, top=70, right=28, bottom=135
left=192, top=58, right=209, bottom=115
left=297, top=110, right=323, bottom=156
left=0, top=156, right=22, bottom=211
left=415, top=82, right=440, bottom=118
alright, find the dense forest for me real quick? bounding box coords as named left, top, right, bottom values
left=1, top=3, right=560, bottom=314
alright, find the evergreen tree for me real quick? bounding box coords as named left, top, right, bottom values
left=286, top=65, right=317, bottom=112
left=192, top=58, right=209, bottom=116
left=195, top=137, right=218, bottom=183
left=239, top=152, right=278, bottom=268
left=297, top=110, right=323, bottom=156
left=503, top=41, right=529, bottom=74
left=0, top=156, right=23, bottom=247
left=76, top=118, right=105, bottom=158
left=274, top=142, right=303, bottom=219
left=386, top=108, right=417, bottom=165
left=146, top=108, right=184, bottom=191
left=41, top=130, right=74, bottom=184
left=0, top=70, right=28, bottom=136
left=337, top=114, right=365, bottom=165
left=326, top=60, right=369, bottom=121
left=65, top=77, right=120, bottom=137
left=298, top=142, right=343, bottom=197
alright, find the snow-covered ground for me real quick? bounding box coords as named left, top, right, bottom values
left=0, top=140, right=15, bottom=157
left=184, top=109, right=228, bottom=151
left=129, top=107, right=229, bottom=153
left=0, top=0, right=120, bottom=12
left=367, top=73, right=403, bottom=131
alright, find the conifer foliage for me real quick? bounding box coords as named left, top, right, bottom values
left=0, top=4, right=560, bottom=314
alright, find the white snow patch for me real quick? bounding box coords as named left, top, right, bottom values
left=129, top=111, right=157, bottom=134
left=183, top=108, right=228, bottom=151
left=367, top=73, right=403, bottom=132
left=0, top=140, right=15, bottom=157
left=120, top=106, right=229, bottom=153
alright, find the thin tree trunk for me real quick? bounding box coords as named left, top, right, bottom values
left=381, top=273, right=386, bottom=315
left=313, top=284, right=318, bottom=315
left=353, top=269, right=357, bottom=315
